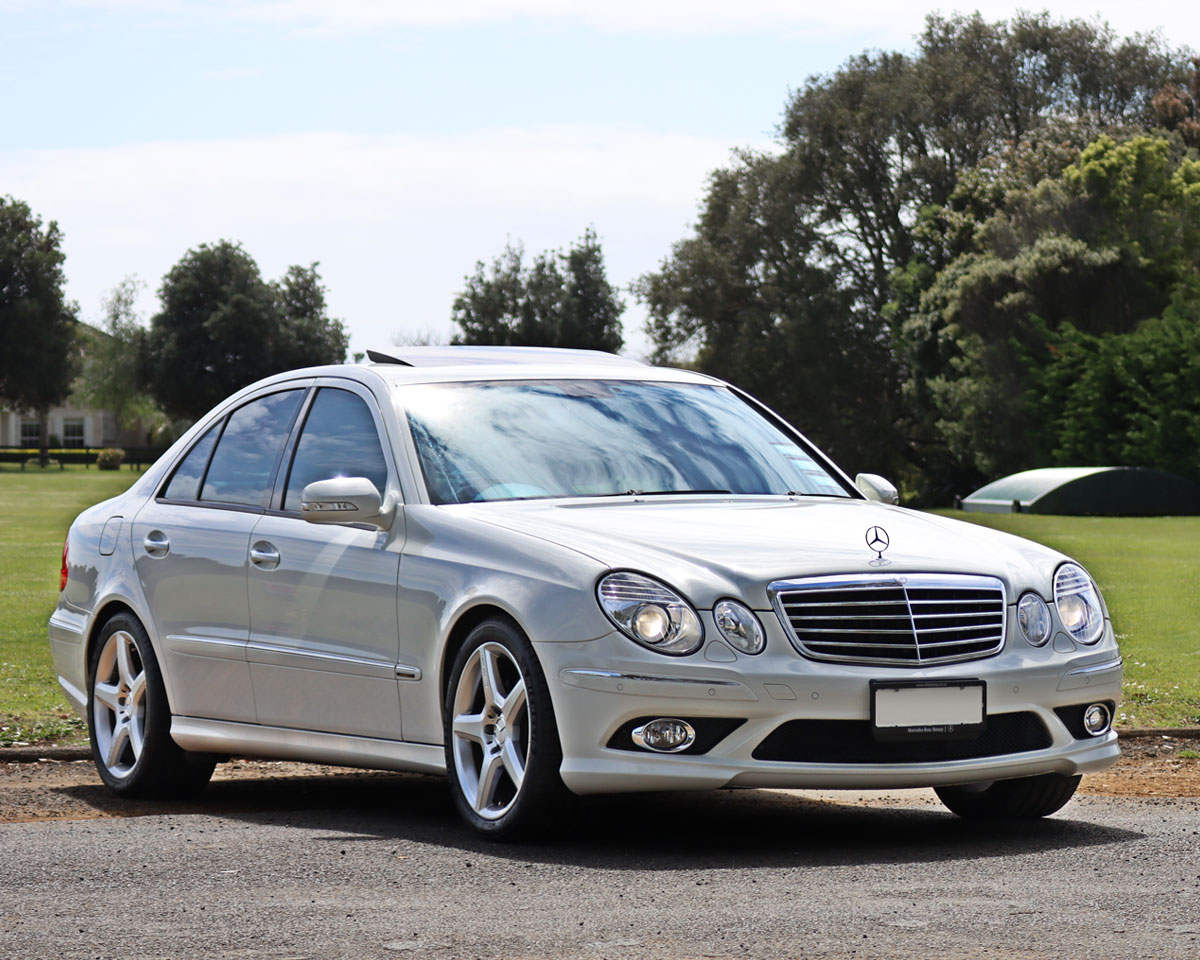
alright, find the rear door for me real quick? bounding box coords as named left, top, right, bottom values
left=131, top=387, right=307, bottom=722
left=245, top=381, right=406, bottom=740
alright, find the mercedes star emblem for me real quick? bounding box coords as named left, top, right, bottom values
left=865, top=526, right=890, bottom=559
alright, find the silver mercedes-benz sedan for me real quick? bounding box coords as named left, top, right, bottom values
left=49, top=347, right=1121, bottom=837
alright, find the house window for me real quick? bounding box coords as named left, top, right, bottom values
left=62, top=419, right=85, bottom=448
left=20, top=420, right=40, bottom=447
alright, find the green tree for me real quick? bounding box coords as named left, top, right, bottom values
left=0, top=196, right=79, bottom=464
left=636, top=154, right=896, bottom=473
left=143, top=242, right=348, bottom=421
left=452, top=228, right=624, bottom=352
left=639, top=12, right=1189, bottom=487
left=74, top=277, right=166, bottom=441
left=899, top=136, right=1200, bottom=483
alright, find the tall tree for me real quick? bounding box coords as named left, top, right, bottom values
left=899, top=136, right=1200, bottom=483
left=0, top=196, right=78, bottom=464
left=75, top=277, right=165, bottom=441
left=452, top=228, right=624, bottom=352
left=142, top=242, right=348, bottom=421
left=639, top=12, right=1190, bottom=486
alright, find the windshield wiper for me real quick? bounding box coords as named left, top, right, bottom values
left=622, top=488, right=733, bottom=496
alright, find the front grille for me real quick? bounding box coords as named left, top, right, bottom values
left=752, top=713, right=1051, bottom=764
left=770, top=574, right=1006, bottom=666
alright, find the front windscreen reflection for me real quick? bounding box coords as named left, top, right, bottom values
left=400, top=379, right=849, bottom=505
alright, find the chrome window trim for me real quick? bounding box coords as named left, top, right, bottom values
left=768, top=573, right=1008, bottom=667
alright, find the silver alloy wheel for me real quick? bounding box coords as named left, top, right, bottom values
left=450, top=641, right=529, bottom=820
left=91, top=630, right=147, bottom=778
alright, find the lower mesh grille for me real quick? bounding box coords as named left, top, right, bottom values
left=752, top=712, right=1052, bottom=764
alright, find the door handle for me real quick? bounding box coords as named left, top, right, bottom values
left=143, top=531, right=170, bottom=557
left=249, top=541, right=281, bottom=570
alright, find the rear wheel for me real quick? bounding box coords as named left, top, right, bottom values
left=935, top=773, right=1081, bottom=819
left=444, top=616, right=569, bottom=838
left=88, top=613, right=215, bottom=798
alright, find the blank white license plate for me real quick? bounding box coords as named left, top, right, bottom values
left=872, top=681, right=985, bottom=736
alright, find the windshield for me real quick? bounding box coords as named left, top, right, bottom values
left=399, top=379, right=850, bottom=504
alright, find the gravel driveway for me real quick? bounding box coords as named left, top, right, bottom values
left=2, top=747, right=1199, bottom=959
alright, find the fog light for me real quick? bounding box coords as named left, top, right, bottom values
left=631, top=718, right=696, bottom=753
left=1083, top=703, right=1112, bottom=736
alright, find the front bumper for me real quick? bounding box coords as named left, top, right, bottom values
left=537, top=619, right=1122, bottom=796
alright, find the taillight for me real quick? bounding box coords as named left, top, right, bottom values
left=59, top=538, right=69, bottom=592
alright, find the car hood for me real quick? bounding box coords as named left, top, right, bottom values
left=453, top=496, right=1067, bottom=609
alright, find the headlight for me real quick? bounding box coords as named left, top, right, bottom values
left=597, top=572, right=704, bottom=656
left=713, top=599, right=766, bottom=654
left=1016, top=592, right=1051, bottom=646
left=1053, top=563, right=1104, bottom=644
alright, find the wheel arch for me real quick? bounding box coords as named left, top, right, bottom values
left=84, top=599, right=173, bottom=710
left=85, top=601, right=141, bottom=678
left=439, top=603, right=527, bottom=702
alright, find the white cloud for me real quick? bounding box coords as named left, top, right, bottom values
left=1, top=126, right=762, bottom=357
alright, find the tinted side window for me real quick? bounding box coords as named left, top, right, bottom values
left=162, top=421, right=221, bottom=501
left=283, top=388, right=389, bottom=512
left=201, top=390, right=304, bottom=507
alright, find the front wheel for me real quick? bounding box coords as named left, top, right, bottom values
left=935, top=773, right=1081, bottom=820
left=88, top=613, right=215, bottom=798
left=444, top=617, right=569, bottom=838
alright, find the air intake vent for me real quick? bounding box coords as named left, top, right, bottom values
left=769, top=574, right=1006, bottom=666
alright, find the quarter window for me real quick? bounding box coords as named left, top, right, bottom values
left=162, top=421, right=221, bottom=501
left=283, top=388, right=389, bottom=512
left=201, top=390, right=304, bottom=507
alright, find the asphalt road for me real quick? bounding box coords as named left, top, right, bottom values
left=2, top=772, right=1198, bottom=960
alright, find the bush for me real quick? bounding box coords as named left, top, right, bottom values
left=96, top=448, right=125, bottom=470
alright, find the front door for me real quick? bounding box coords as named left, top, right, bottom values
left=246, top=384, right=405, bottom=740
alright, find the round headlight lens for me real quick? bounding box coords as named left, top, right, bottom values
left=713, top=599, right=766, bottom=654
left=597, top=572, right=704, bottom=656
left=1053, top=563, right=1104, bottom=645
left=1016, top=592, right=1052, bottom=646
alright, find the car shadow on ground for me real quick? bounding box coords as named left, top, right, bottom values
left=49, top=766, right=1145, bottom=871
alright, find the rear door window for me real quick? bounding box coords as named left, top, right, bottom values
left=201, top=390, right=304, bottom=507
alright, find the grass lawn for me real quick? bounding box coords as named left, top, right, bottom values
left=2, top=466, right=1196, bottom=745
left=0, top=465, right=139, bottom=745
left=943, top=510, right=1200, bottom=728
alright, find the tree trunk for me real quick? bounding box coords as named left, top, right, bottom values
left=38, top=411, right=50, bottom=468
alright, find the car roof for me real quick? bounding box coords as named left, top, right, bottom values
left=237, top=346, right=721, bottom=395
left=363, top=346, right=718, bottom=387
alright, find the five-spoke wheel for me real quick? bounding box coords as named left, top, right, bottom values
left=444, top=617, right=568, bottom=837
left=87, top=613, right=215, bottom=797
left=92, top=628, right=148, bottom=778
left=451, top=641, right=529, bottom=819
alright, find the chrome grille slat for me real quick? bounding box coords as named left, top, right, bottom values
left=769, top=574, right=1007, bottom=666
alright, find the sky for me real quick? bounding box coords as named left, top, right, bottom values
left=3, top=1, right=1199, bottom=360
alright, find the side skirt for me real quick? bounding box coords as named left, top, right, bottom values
left=170, top=716, right=447, bottom=776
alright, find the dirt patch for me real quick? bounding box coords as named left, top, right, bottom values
left=3, top=738, right=1197, bottom=824
left=1078, top=735, right=1200, bottom=797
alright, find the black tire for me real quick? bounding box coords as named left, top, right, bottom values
left=87, top=612, right=215, bottom=798
left=935, top=773, right=1081, bottom=820
left=443, top=616, right=571, bottom=839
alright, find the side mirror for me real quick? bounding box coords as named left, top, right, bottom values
left=855, top=473, right=899, bottom=505
left=300, top=477, right=394, bottom=530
